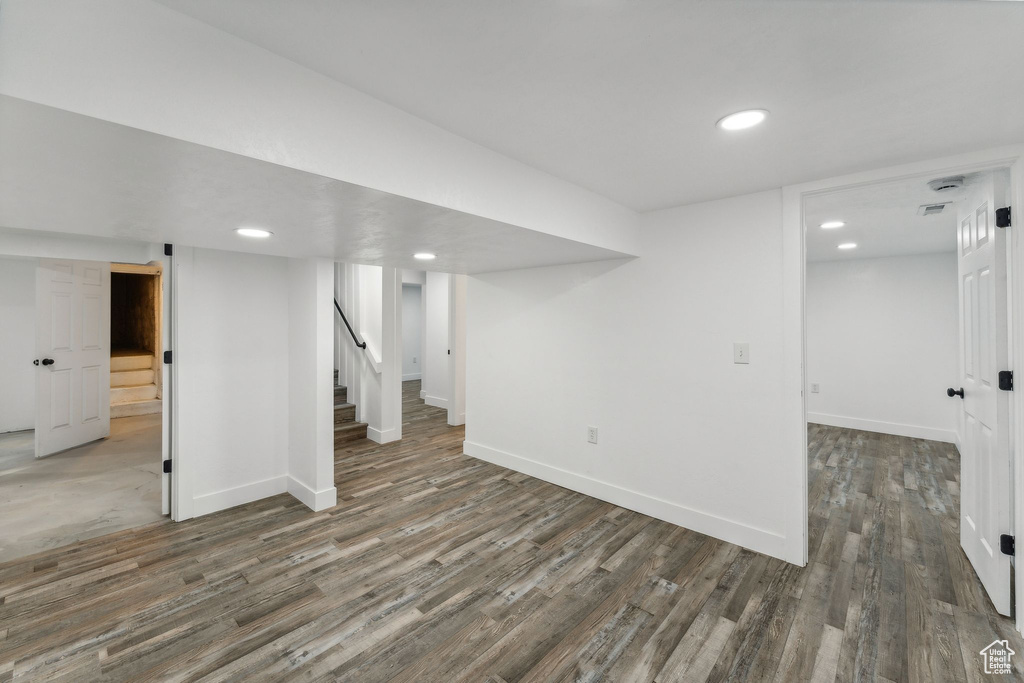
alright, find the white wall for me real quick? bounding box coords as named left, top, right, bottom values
left=175, top=247, right=290, bottom=517
left=0, top=257, right=36, bottom=432
left=806, top=253, right=958, bottom=441
left=0, top=0, right=639, bottom=256
left=402, top=285, right=423, bottom=380
left=423, top=271, right=450, bottom=408
left=466, top=190, right=796, bottom=561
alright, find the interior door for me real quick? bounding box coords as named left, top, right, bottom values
left=956, top=170, right=1012, bottom=615
left=35, top=259, right=111, bottom=457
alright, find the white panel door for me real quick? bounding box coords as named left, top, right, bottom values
left=955, top=171, right=1012, bottom=615
left=35, top=259, right=111, bottom=457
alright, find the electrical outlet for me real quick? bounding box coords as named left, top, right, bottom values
left=733, top=342, right=750, bottom=364
left=413, top=356, right=417, bottom=364
left=587, top=426, right=599, bottom=444
left=811, top=383, right=820, bottom=393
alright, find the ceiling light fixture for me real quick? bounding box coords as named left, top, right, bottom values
left=235, top=227, right=273, bottom=238
left=838, top=242, right=857, bottom=250
left=820, top=221, right=845, bottom=229
left=716, top=109, right=769, bottom=131
left=413, top=253, right=436, bottom=261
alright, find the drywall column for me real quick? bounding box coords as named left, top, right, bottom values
left=287, top=257, right=337, bottom=511
left=345, top=263, right=401, bottom=444
left=376, top=267, right=402, bottom=443
left=448, top=274, right=467, bottom=426
left=423, top=271, right=450, bottom=408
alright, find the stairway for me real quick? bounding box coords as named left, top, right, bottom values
left=110, top=350, right=161, bottom=418
left=334, top=372, right=367, bottom=447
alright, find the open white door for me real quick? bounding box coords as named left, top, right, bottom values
left=35, top=259, right=111, bottom=458
left=955, top=170, right=1012, bottom=616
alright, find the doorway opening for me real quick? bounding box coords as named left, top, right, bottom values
left=110, top=263, right=162, bottom=418
left=399, top=269, right=449, bottom=430
left=401, top=277, right=428, bottom=427
left=0, top=256, right=165, bottom=562
left=800, top=164, right=1018, bottom=649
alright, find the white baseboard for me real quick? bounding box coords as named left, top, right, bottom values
left=463, top=440, right=790, bottom=562
left=193, top=475, right=288, bottom=517
left=402, top=373, right=422, bottom=381
left=424, top=395, right=448, bottom=409
left=287, top=476, right=338, bottom=511
left=367, top=426, right=401, bottom=444
left=807, top=412, right=957, bottom=444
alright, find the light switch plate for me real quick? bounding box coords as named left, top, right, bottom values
left=733, top=342, right=750, bottom=364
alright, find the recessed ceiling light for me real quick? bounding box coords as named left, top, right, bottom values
left=235, top=227, right=273, bottom=238
left=820, top=221, right=845, bottom=229
left=716, top=109, right=769, bottom=131
left=838, top=242, right=857, bottom=250
left=413, top=253, right=436, bottom=261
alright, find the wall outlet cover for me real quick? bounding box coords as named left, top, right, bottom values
left=587, top=426, right=598, bottom=444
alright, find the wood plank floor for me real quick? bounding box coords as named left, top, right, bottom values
left=1, top=389, right=1021, bottom=681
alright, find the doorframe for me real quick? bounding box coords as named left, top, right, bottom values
left=782, top=144, right=1024, bottom=631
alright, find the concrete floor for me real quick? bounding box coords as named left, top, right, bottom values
left=0, top=414, right=164, bottom=562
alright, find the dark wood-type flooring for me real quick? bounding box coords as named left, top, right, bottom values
left=1, top=387, right=1021, bottom=681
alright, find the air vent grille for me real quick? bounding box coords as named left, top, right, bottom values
left=917, top=202, right=950, bottom=216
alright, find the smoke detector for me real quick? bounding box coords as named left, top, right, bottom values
left=928, top=175, right=965, bottom=193
left=917, top=202, right=951, bottom=216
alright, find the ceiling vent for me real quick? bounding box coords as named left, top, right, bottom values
left=928, top=175, right=965, bottom=193
left=917, top=202, right=951, bottom=216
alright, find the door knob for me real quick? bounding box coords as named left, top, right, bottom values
left=41, top=358, right=55, bottom=366
left=947, top=387, right=964, bottom=399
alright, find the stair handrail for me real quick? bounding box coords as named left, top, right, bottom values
left=334, top=298, right=368, bottom=350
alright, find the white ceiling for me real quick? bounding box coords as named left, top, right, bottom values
left=155, top=0, right=1024, bottom=212
left=0, top=96, right=630, bottom=273
left=804, top=173, right=975, bottom=262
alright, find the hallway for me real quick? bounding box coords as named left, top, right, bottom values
left=0, top=414, right=1019, bottom=680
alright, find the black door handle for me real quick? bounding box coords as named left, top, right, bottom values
left=947, top=387, right=964, bottom=399
left=41, top=358, right=55, bottom=366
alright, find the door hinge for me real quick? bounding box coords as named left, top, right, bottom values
left=164, top=243, right=174, bottom=256
left=996, top=206, right=1011, bottom=228
left=163, top=350, right=173, bottom=364
left=162, top=460, right=172, bottom=474
left=999, top=370, right=1013, bottom=391
left=1000, top=534, right=1015, bottom=556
